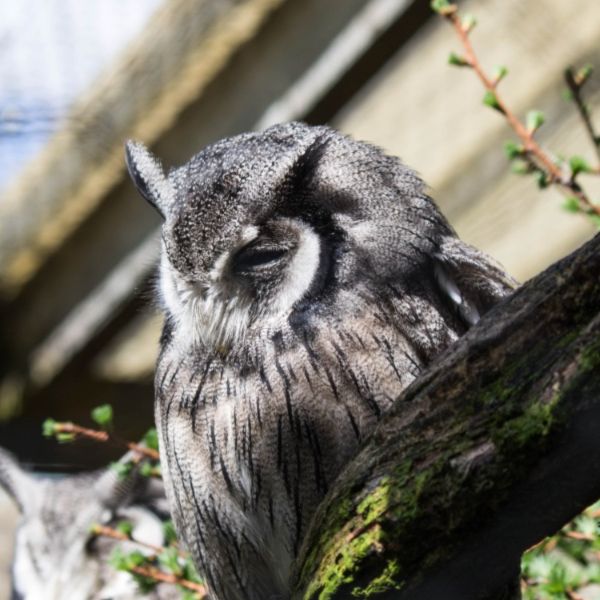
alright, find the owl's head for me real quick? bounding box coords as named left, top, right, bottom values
left=126, top=122, right=453, bottom=353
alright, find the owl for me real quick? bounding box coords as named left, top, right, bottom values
left=0, top=447, right=177, bottom=599
left=126, top=122, right=514, bottom=600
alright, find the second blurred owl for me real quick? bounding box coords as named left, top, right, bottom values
left=126, top=122, right=514, bottom=600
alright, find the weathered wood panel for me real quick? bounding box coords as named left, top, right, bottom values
left=336, top=0, right=600, bottom=281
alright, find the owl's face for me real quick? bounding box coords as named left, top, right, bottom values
left=126, top=122, right=451, bottom=353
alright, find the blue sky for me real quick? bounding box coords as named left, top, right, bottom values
left=0, top=0, right=163, bottom=192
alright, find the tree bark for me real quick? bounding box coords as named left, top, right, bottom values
left=293, top=233, right=600, bottom=600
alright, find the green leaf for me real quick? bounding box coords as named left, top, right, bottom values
left=109, top=547, right=154, bottom=577
left=493, top=65, right=508, bottom=83
left=143, top=428, right=159, bottom=451
left=430, top=0, right=457, bottom=15
left=163, top=520, right=179, bottom=545
left=91, top=404, right=113, bottom=428
left=116, top=520, right=133, bottom=537
left=140, top=461, right=161, bottom=478
left=511, top=160, right=531, bottom=175
left=123, top=550, right=146, bottom=570
left=56, top=432, right=76, bottom=443
left=110, top=460, right=134, bottom=480
left=42, top=418, right=57, bottom=437
left=482, top=90, right=503, bottom=113
left=535, top=171, right=550, bottom=189
left=569, top=155, right=593, bottom=176
left=158, top=547, right=182, bottom=576
left=575, top=63, right=594, bottom=86
left=526, top=110, right=545, bottom=133
left=504, top=141, right=524, bottom=160
left=588, top=213, right=600, bottom=230
left=109, top=547, right=128, bottom=570
left=132, top=573, right=158, bottom=594
left=182, top=558, right=203, bottom=584
left=562, top=88, right=574, bottom=102
left=462, top=14, right=477, bottom=32
left=562, top=197, right=581, bottom=213
left=448, top=52, right=470, bottom=67
left=110, top=549, right=158, bottom=593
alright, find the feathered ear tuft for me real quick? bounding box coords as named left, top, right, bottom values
left=125, top=140, right=174, bottom=219
left=0, top=446, right=36, bottom=514
left=94, top=451, right=141, bottom=510
left=434, top=237, right=517, bottom=327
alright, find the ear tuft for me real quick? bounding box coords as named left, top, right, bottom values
left=94, top=450, right=140, bottom=509
left=125, top=140, right=174, bottom=218
left=0, top=446, right=35, bottom=513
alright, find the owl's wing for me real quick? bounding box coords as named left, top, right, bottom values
left=433, top=236, right=517, bottom=327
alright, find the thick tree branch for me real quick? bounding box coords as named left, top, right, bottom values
left=294, top=233, right=600, bottom=599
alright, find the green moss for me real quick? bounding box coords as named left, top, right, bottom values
left=301, top=327, right=600, bottom=599
left=336, top=496, right=354, bottom=524
left=357, top=476, right=391, bottom=524
left=351, top=559, right=403, bottom=597
left=579, top=338, right=600, bottom=373
left=556, top=328, right=581, bottom=349
left=304, top=523, right=386, bottom=600
left=304, top=461, right=421, bottom=600
left=493, top=400, right=557, bottom=452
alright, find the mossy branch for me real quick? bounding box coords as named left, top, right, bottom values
left=293, top=233, right=600, bottom=599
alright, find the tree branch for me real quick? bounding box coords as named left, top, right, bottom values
left=294, top=233, right=600, bottom=599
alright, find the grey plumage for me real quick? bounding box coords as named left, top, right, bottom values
left=0, top=447, right=177, bottom=600
left=126, top=122, right=515, bottom=600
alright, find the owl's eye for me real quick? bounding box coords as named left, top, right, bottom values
left=232, top=242, right=288, bottom=272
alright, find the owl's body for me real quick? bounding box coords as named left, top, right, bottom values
left=127, top=122, right=514, bottom=600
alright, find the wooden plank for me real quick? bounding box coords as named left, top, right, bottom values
left=336, top=0, right=600, bottom=281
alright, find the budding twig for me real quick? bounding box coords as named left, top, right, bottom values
left=90, top=524, right=165, bottom=555
left=435, top=3, right=600, bottom=217
left=91, top=523, right=188, bottom=559
left=564, top=66, right=600, bottom=166
left=93, top=524, right=205, bottom=596
left=129, top=564, right=207, bottom=596
left=52, top=422, right=160, bottom=461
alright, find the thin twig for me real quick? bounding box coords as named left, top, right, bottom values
left=92, top=524, right=204, bottom=596
left=442, top=6, right=600, bottom=216
left=91, top=523, right=189, bottom=559
left=564, top=67, right=600, bottom=166
left=91, top=524, right=165, bottom=555
left=564, top=530, right=595, bottom=542
left=130, top=564, right=206, bottom=596
left=129, top=564, right=207, bottom=596
left=54, top=422, right=160, bottom=460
